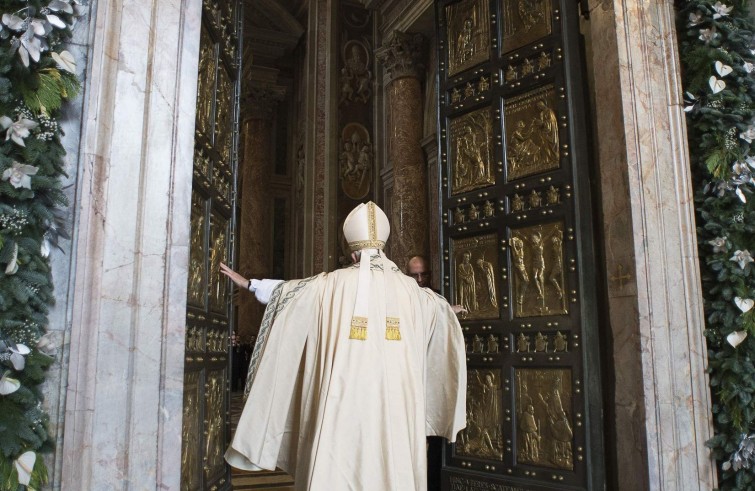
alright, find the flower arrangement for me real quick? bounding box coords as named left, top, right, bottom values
left=677, top=0, right=755, bottom=486
left=0, top=1, right=82, bottom=489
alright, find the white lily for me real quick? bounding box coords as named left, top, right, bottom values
left=2, top=161, right=39, bottom=189
left=727, top=330, right=748, bottom=348
left=745, top=62, right=755, bottom=73
left=36, top=333, right=57, bottom=356
left=5, top=242, right=18, bottom=275
left=699, top=27, right=718, bottom=43
left=0, top=115, right=38, bottom=146
left=741, top=126, right=755, bottom=143
left=688, top=12, right=703, bottom=26
left=735, top=297, right=755, bottom=313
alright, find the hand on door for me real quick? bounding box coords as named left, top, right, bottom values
left=220, top=262, right=248, bottom=289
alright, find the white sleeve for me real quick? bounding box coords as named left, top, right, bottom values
left=249, top=279, right=284, bottom=305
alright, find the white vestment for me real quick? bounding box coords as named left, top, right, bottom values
left=225, top=254, right=467, bottom=491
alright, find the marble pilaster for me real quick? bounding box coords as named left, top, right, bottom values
left=238, top=86, right=283, bottom=337
left=60, top=1, right=202, bottom=489
left=585, top=0, right=716, bottom=488
left=377, top=31, right=428, bottom=268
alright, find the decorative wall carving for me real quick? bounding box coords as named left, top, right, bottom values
left=196, top=26, right=216, bottom=136
left=204, top=369, right=226, bottom=479
left=376, top=30, right=426, bottom=82
left=339, top=123, right=372, bottom=199
left=209, top=213, right=228, bottom=313
left=188, top=192, right=206, bottom=308
left=504, top=85, right=560, bottom=181
left=340, top=40, right=372, bottom=104
left=181, top=371, right=201, bottom=491
left=445, top=0, right=490, bottom=76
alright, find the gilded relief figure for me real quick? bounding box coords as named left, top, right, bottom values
left=534, top=332, right=547, bottom=352
left=515, top=368, right=573, bottom=470
left=483, top=200, right=495, bottom=217
left=517, top=332, right=530, bottom=353
left=510, top=222, right=567, bottom=317
left=339, top=123, right=372, bottom=200
left=452, top=235, right=499, bottom=320
left=538, top=51, right=552, bottom=70
left=457, top=369, right=503, bottom=460
left=464, top=82, right=476, bottom=99
left=209, top=216, right=228, bottom=312
left=476, top=257, right=498, bottom=309
left=510, top=236, right=530, bottom=312
left=457, top=252, right=478, bottom=313
left=501, top=0, right=553, bottom=54
left=478, top=76, right=490, bottom=92
left=181, top=374, right=200, bottom=490
left=446, top=0, right=490, bottom=76
left=195, top=27, right=216, bottom=135
left=468, top=204, right=479, bottom=221
left=451, top=88, right=462, bottom=104
left=554, top=331, right=568, bottom=352
left=546, top=185, right=560, bottom=205
left=215, top=68, right=233, bottom=163
left=454, top=207, right=466, bottom=224
left=487, top=334, right=499, bottom=353
left=472, top=334, right=483, bottom=353
left=204, top=372, right=225, bottom=477
left=188, top=194, right=206, bottom=307
left=529, top=190, right=542, bottom=209
left=511, top=194, right=525, bottom=212
left=450, top=108, right=494, bottom=195
left=505, top=86, right=560, bottom=181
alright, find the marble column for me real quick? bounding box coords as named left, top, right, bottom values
left=60, top=0, right=202, bottom=489
left=238, top=87, right=284, bottom=338
left=584, top=0, right=716, bottom=488
left=376, top=31, right=428, bottom=270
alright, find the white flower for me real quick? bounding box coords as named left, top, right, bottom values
left=36, top=333, right=57, bottom=356
left=747, top=155, right=755, bottom=169
left=736, top=187, right=747, bottom=203
left=731, top=249, right=754, bottom=269
left=14, top=451, right=35, bottom=486
left=741, top=126, right=755, bottom=143
left=0, top=115, right=38, bottom=146
left=688, top=12, right=703, bottom=26
left=744, top=62, right=755, bottom=73
left=727, top=330, right=748, bottom=348
left=699, top=27, right=718, bottom=43
left=8, top=343, right=30, bottom=371
left=5, top=242, right=18, bottom=275
left=712, top=1, right=733, bottom=19
left=2, top=161, right=39, bottom=189
left=51, top=50, right=75, bottom=73
left=0, top=370, right=20, bottom=395
left=735, top=297, right=755, bottom=313
left=40, top=236, right=50, bottom=258
left=709, top=237, right=727, bottom=252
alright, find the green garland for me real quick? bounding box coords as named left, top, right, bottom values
left=0, top=2, right=82, bottom=490
left=678, top=0, right=755, bottom=486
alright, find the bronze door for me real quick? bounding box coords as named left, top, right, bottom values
left=436, top=0, right=605, bottom=489
left=182, top=1, right=242, bottom=490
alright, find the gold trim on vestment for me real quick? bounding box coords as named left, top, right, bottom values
left=368, top=201, right=377, bottom=240
left=348, top=239, right=385, bottom=251
left=385, top=316, right=401, bottom=341
left=350, top=316, right=368, bottom=340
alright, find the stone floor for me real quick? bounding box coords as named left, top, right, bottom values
left=230, top=392, right=295, bottom=490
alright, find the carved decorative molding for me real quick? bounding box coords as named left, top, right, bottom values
left=376, top=30, right=426, bottom=82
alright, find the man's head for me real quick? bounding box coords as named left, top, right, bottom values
left=407, top=255, right=431, bottom=288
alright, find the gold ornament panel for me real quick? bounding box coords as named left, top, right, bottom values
left=204, top=369, right=227, bottom=480
left=188, top=192, right=207, bottom=308
left=457, top=369, right=503, bottom=461
left=451, top=234, right=499, bottom=320
left=215, top=66, right=233, bottom=163
left=445, top=0, right=490, bottom=76
left=504, top=85, right=560, bottom=181
left=209, top=212, right=229, bottom=313
left=181, top=371, right=201, bottom=491
left=509, top=221, right=567, bottom=317
left=195, top=26, right=216, bottom=136
left=501, top=0, right=553, bottom=54
left=514, top=368, right=573, bottom=470
left=339, top=123, right=372, bottom=200
left=449, top=107, right=495, bottom=196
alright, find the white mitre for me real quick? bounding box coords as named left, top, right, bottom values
left=343, top=201, right=390, bottom=251
left=342, top=202, right=400, bottom=341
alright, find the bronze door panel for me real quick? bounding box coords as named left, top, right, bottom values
left=437, top=0, right=604, bottom=488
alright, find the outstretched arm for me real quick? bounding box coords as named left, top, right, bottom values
left=220, top=262, right=282, bottom=305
